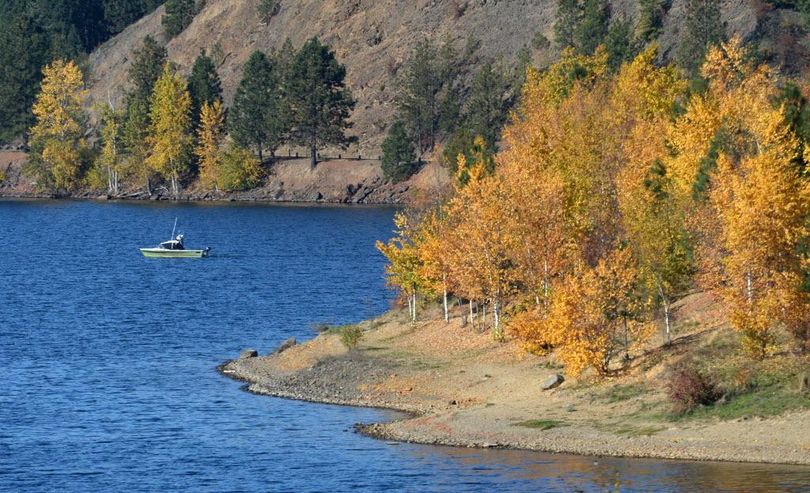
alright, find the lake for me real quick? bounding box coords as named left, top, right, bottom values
left=0, top=200, right=808, bottom=492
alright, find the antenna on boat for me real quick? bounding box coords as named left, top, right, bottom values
left=171, top=217, right=178, bottom=241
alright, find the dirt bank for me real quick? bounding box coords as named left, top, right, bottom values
left=220, top=294, right=810, bottom=466
left=0, top=153, right=448, bottom=205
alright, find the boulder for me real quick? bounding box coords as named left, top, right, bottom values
left=541, top=374, right=565, bottom=391
left=273, top=337, right=297, bottom=354
left=239, top=348, right=259, bottom=359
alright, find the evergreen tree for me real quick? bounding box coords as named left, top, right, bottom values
left=123, top=35, right=167, bottom=192
left=162, top=0, right=196, bottom=38
left=229, top=50, right=282, bottom=163
left=677, top=0, right=724, bottom=75
left=188, top=50, right=223, bottom=128
left=605, top=17, right=636, bottom=70
left=381, top=120, right=416, bottom=183
left=126, top=36, right=167, bottom=106
left=286, top=38, right=356, bottom=167
left=464, top=62, right=510, bottom=151
left=636, top=0, right=669, bottom=43
left=396, top=39, right=460, bottom=157
left=575, top=0, right=611, bottom=55
left=103, top=0, right=161, bottom=35
left=555, top=0, right=581, bottom=49
left=0, top=11, right=49, bottom=141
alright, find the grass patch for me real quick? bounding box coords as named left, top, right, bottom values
left=513, top=419, right=566, bottom=431
left=610, top=424, right=665, bottom=437
left=600, top=383, right=648, bottom=403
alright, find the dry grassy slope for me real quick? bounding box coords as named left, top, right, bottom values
left=85, top=0, right=803, bottom=197
left=87, top=0, right=785, bottom=154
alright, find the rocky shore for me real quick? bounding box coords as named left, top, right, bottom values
left=219, top=304, right=810, bottom=466
left=0, top=154, right=447, bottom=205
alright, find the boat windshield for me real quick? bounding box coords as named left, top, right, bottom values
left=159, top=240, right=185, bottom=250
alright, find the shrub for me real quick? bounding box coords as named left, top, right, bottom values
left=340, top=325, right=363, bottom=350
left=381, top=120, right=416, bottom=183
left=258, top=0, right=281, bottom=22
left=666, top=364, right=721, bottom=414
left=217, top=144, right=263, bottom=191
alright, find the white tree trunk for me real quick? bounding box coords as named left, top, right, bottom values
left=658, top=281, right=672, bottom=345
left=443, top=287, right=449, bottom=323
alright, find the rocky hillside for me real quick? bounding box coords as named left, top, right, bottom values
left=86, top=0, right=809, bottom=156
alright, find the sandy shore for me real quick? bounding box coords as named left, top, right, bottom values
left=220, top=300, right=810, bottom=466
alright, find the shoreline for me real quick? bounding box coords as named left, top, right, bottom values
left=218, top=307, right=810, bottom=467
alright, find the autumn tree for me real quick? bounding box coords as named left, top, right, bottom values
left=377, top=212, right=432, bottom=323
left=195, top=100, right=225, bottom=189
left=217, top=144, right=263, bottom=191
left=146, top=63, right=193, bottom=198
left=28, top=60, right=88, bottom=192
left=123, top=36, right=167, bottom=193
left=96, top=103, right=125, bottom=195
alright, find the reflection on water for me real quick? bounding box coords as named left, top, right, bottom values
left=0, top=200, right=808, bottom=493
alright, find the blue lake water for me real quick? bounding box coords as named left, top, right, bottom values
left=1, top=199, right=809, bottom=492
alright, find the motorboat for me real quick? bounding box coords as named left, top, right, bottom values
left=140, top=219, right=211, bottom=258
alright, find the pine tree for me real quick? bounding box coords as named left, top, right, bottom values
left=381, top=120, right=416, bottom=183
left=28, top=60, right=88, bottom=192
left=575, top=0, right=611, bottom=55
left=126, top=36, right=167, bottom=106
left=146, top=63, right=192, bottom=198
left=162, top=0, right=196, bottom=38
left=229, top=50, right=283, bottom=163
left=554, top=0, right=581, bottom=49
left=188, top=50, right=223, bottom=128
left=0, top=11, right=50, bottom=142
left=677, top=0, right=724, bottom=75
left=397, top=39, right=441, bottom=156
left=636, top=0, right=668, bottom=43
left=286, top=38, right=356, bottom=167
left=605, top=17, right=636, bottom=70
left=464, top=62, right=510, bottom=151
left=123, top=36, right=167, bottom=193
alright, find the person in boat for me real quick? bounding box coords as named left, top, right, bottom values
left=161, top=235, right=186, bottom=250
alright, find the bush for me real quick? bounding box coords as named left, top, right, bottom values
left=258, top=0, right=281, bottom=22
left=381, top=120, right=416, bottom=183
left=217, top=144, right=263, bottom=191
left=340, top=325, right=363, bottom=350
left=666, top=364, right=721, bottom=414
left=163, top=0, right=197, bottom=38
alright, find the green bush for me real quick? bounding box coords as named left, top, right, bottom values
left=258, top=0, right=281, bottom=22
left=381, top=120, right=416, bottom=183
left=217, top=145, right=263, bottom=191
left=340, top=325, right=363, bottom=350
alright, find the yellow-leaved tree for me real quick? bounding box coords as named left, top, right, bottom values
left=28, top=60, right=88, bottom=192
left=676, top=37, right=810, bottom=357
left=147, top=63, right=192, bottom=198
left=377, top=212, right=432, bottom=323
left=543, top=248, right=652, bottom=376
left=96, top=103, right=125, bottom=195
left=196, top=100, right=226, bottom=190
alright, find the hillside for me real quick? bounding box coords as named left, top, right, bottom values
left=85, top=0, right=808, bottom=156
